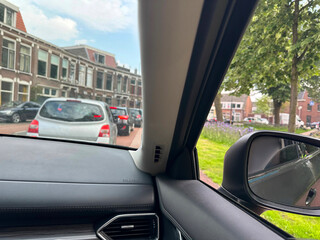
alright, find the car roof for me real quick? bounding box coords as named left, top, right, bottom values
left=43, top=98, right=108, bottom=108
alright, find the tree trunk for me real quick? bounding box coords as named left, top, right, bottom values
left=273, top=100, right=281, bottom=126
left=288, top=0, right=299, bottom=133
left=214, top=92, right=223, bottom=122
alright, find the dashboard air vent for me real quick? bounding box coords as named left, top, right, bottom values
left=97, top=213, right=159, bottom=240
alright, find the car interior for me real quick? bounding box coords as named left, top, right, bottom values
left=0, top=0, right=307, bottom=239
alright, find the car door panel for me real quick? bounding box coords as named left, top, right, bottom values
left=156, top=175, right=284, bottom=240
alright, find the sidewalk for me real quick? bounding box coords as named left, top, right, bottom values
left=300, top=129, right=319, bottom=136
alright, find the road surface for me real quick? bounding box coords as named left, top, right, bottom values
left=0, top=121, right=142, bottom=148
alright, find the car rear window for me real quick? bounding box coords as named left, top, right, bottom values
left=40, top=101, right=104, bottom=122
left=110, top=108, right=126, bottom=116
left=130, top=109, right=141, bottom=116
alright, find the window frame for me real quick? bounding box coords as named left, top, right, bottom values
left=37, top=49, right=48, bottom=77
left=106, top=73, right=113, bottom=91
left=2, top=37, right=16, bottom=70
left=79, top=64, right=86, bottom=86
left=0, top=80, right=14, bottom=105
left=96, top=71, right=104, bottom=89
left=307, top=103, right=312, bottom=111
left=19, top=43, right=31, bottom=73
left=50, top=54, right=60, bottom=80
left=18, top=83, right=29, bottom=102
left=94, top=53, right=105, bottom=64
left=69, top=62, right=76, bottom=83
left=86, top=67, right=93, bottom=88
left=62, top=58, right=69, bottom=80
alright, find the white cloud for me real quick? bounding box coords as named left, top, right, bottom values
left=32, top=0, right=137, bottom=32
left=9, top=0, right=79, bottom=41
left=74, top=39, right=88, bottom=45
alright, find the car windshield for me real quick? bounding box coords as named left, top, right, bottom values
left=39, top=101, right=104, bottom=122
left=110, top=108, right=127, bottom=116
left=0, top=0, right=142, bottom=148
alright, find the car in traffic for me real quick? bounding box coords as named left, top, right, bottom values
left=258, top=118, right=269, bottom=124
left=129, top=108, right=143, bottom=127
left=110, top=106, right=134, bottom=135
left=27, top=98, right=117, bottom=144
left=0, top=101, right=40, bottom=123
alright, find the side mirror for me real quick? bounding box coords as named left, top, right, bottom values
left=221, top=131, right=320, bottom=216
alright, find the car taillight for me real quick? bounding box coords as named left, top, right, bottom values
left=28, top=120, right=39, bottom=133
left=137, top=114, right=141, bottom=119
left=99, top=125, right=110, bottom=138
left=118, top=115, right=129, bottom=120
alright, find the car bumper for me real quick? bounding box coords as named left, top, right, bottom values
left=0, top=114, right=12, bottom=121
left=26, top=133, right=112, bottom=144
left=117, top=124, right=129, bottom=133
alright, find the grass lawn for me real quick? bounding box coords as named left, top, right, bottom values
left=243, top=124, right=309, bottom=134
left=197, top=135, right=320, bottom=239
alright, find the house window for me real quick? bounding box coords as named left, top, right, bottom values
left=79, top=65, right=86, bottom=86
left=307, top=115, right=312, bottom=123
left=19, top=45, right=31, bottom=73
left=62, top=59, right=68, bottom=80
left=0, top=4, right=14, bottom=27
left=94, top=53, right=105, bottom=64
left=130, top=79, right=136, bottom=94
left=6, top=8, right=13, bottom=26
left=106, top=96, right=112, bottom=105
left=0, top=81, right=13, bottom=105
left=231, top=103, right=235, bottom=108
left=18, top=84, right=29, bottom=102
left=121, top=98, right=127, bottom=106
left=38, top=49, right=48, bottom=76
left=237, top=104, right=241, bottom=109
left=307, top=104, right=312, bottom=111
left=96, top=71, right=103, bottom=89
left=116, top=97, right=121, bottom=106
left=61, top=91, right=67, bottom=97
left=95, top=95, right=102, bottom=101
left=137, top=86, right=142, bottom=96
left=106, top=74, right=113, bottom=90
left=43, top=88, right=57, bottom=97
left=122, top=76, right=128, bottom=93
left=117, top=75, right=122, bottom=92
left=136, top=101, right=141, bottom=108
left=2, top=39, right=15, bottom=69
left=86, top=68, right=93, bottom=88
left=318, top=104, right=320, bottom=112
left=50, top=55, right=59, bottom=79
left=70, top=62, right=75, bottom=83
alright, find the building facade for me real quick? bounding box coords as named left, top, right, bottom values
left=297, top=90, right=320, bottom=124
left=220, top=94, right=252, bottom=121
left=0, top=0, right=142, bottom=108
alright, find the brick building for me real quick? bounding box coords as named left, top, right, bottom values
left=0, top=0, right=142, bottom=108
left=220, top=94, right=252, bottom=121
left=297, top=90, right=320, bottom=124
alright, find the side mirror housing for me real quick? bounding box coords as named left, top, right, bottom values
left=221, top=131, right=320, bottom=216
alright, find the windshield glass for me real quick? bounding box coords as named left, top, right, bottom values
left=0, top=0, right=142, bottom=148
left=40, top=101, right=104, bottom=122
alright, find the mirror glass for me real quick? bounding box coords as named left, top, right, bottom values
left=248, top=136, right=320, bottom=208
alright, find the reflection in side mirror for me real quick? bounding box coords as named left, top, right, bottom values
left=248, top=136, right=320, bottom=209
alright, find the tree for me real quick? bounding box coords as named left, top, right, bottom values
left=214, top=90, right=223, bottom=122
left=223, top=0, right=320, bottom=131
left=255, top=95, right=272, bottom=115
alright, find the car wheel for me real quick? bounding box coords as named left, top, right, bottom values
left=11, top=113, right=21, bottom=123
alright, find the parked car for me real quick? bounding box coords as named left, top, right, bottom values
left=310, top=121, right=320, bottom=129
left=0, top=101, right=40, bottom=123
left=243, top=117, right=257, bottom=123
left=279, top=113, right=304, bottom=128
left=110, top=106, right=134, bottom=135
left=27, top=98, right=117, bottom=144
left=129, top=108, right=143, bottom=127
left=259, top=118, right=269, bottom=125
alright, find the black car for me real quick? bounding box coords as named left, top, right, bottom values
left=0, top=101, right=40, bottom=123
left=129, top=108, right=143, bottom=127
left=110, top=106, right=134, bottom=136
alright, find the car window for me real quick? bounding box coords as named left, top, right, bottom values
left=39, top=101, right=104, bottom=122
left=198, top=0, right=320, bottom=238
left=0, top=0, right=142, bottom=148
left=110, top=108, right=126, bottom=116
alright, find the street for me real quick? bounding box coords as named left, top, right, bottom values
left=0, top=121, right=142, bottom=148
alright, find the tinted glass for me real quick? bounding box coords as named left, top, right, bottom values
left=40, top=101, right=104, bottom=122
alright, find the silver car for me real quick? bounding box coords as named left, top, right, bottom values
left=27, top=98, right=117, bottom=145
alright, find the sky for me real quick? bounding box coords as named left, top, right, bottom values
left=9, top=0, right=141, bottom=72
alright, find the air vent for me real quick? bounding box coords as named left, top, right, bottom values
left=154, top=146, right=162, bottom=162
left=97, top=213, right=159, bottom=240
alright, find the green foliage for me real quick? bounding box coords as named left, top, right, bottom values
left=224, top=0, right=320, bottom=130
left=255, top=95, right=272, bottom=115
left=30, top=86, right=42, bottom=102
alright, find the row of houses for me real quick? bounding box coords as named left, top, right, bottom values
left=0, top=0, right=142, bottom=108
left=210, top=90, right=320, bottom=125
